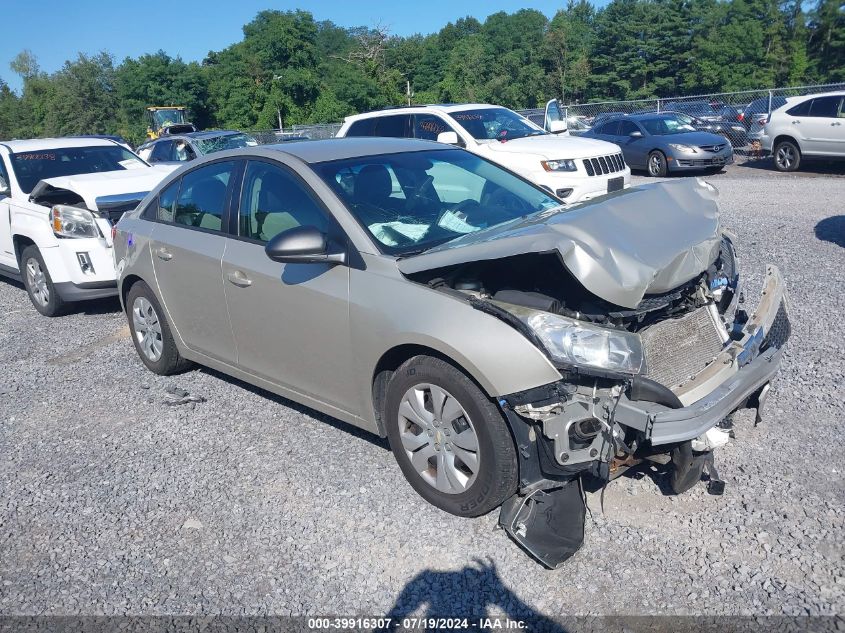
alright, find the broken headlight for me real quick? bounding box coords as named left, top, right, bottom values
left=50, top=205, right=100, bottom=238
left=520, top=310, right=644, bottom=375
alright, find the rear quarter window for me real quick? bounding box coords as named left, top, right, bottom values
left=786, top=100, right=812, bottom=117
left=345, top=119, right=377, bottom=137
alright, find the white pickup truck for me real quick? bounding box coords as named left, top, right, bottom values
left=336, top=103, right=630, bottom=203
left=0, top=138, right=174, bottom=316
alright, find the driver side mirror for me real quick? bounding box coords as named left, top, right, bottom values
left=265, top=225, right=346, bottom=265
left=629, top=130, right=643, bottom=138
left=437, top=131, right=463, bottom=147
left=548, top=120, right=568, bottom=134
left=0, top=178, right=9, bottom=198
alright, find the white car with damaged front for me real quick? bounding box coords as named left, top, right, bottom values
left=336, top=104, right=630, bottom=204
left=0, top=138, right=175, bottom=316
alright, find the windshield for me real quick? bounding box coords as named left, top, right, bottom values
left=195, top=133, right=258, bottom=155
left=152, top=109, right=187, bottom=128
left=567, top=117, right=590, bottom=131
left=640, top=117, right=697, bottom=135
left=450, top=108, right=546, bottom=141
left=9, top=146, right=148, bottom=194
left=313, top=149, right=562, bottom=256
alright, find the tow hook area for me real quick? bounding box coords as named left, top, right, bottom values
left=498, top=480, right=585, bottom=569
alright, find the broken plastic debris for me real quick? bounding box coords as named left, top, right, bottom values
left=181, top=518, right=203, bottom=530
left=163, top=385, right=206, bottom=406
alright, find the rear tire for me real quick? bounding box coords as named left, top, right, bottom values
left=383, top=355, right=517, bottom=517
left=126, top=280, right=192, bottom=375
left=647, top=150, right=668, bottom=177
left=773, top=140, right=801, bottom=172
left=21, top=245, right=66, bottom=317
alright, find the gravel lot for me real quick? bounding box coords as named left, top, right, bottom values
left=0, top=164, right=843, bottom=621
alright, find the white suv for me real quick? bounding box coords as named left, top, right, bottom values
left=336, top=104, right=630, bottom=203
left=760, top=91, right=845, bottom=171
left=0, top=138, right=174, bottom=315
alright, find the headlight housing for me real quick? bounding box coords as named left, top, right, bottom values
left=505, top=304, right=644, bottom=375
left=50, top=205, right=100, bottom=238
left=668, top=143, right=697, bottom=153
left=541, top=159, right=578, bottom=172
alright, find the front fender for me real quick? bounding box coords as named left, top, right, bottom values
left=10, top=204, right=57, bottom=254
left=350, top=257, right=562, bottom=427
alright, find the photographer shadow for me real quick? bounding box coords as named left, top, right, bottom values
left=377, top=558, right=567, bottom=633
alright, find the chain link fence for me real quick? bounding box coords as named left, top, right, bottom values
left=548, top=82, right=845, bottom=157
left=246, top=123, right=343, bottom=145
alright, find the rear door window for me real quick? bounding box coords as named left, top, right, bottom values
left=345, top=118, right=377, bottom=137
left=413, top=114, right=457, bottom=141
left=597, top=121, right=621, bottom=135
left=808, top=96, right=843, bottom=118
left=172, top=161, right=236, bottom=232
left=373, top=115, right=412, bottom=138
left=154, top=180, right=180, bottom=221
left=618, top=121, right=640, bottom=136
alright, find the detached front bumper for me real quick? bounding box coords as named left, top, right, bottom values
left=616, top=265, right=789, bottom=445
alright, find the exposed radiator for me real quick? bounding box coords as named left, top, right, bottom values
left=641, top=306, right=727, bottom=389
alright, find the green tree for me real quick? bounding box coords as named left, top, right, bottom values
left=544, top=0, right=595, bottom=102
left=807, top=0, right=845, bottom=81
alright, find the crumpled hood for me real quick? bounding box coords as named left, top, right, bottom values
left=30, top=165, right=176, bottom=211
left=481, top=134, right=622, bottom=159
left=397, top=179, right=722, bottom=309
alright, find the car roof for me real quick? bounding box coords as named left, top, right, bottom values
left=183, top=130, right=244, bottom=140
left=785, top=91, right=845, bottom=103
left=345, top=103, right=504, bottom=121
left=146, top=130, right=243, bottom=143
left=1, top=137, right=117, bottom=152
left=203, top=137, right=457, bottom=164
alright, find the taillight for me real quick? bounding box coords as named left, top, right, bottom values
left=111, top=225, right=117, bottom=241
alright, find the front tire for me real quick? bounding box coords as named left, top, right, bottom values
left=384, top=356, right=517, bottom=517
left=126, top=280, right=192, bottom=375
left=21, top=245, right=65, bottom=317
left=774, top=140, right=801, bottom=172
left=647, top=150, right=668, bottom=177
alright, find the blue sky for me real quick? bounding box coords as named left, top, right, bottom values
left=1, top=0, right=582, bottom=92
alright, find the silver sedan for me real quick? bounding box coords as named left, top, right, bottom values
left=113, top=138, right=789, bottom=567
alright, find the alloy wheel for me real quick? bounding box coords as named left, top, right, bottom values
left=25, top=257, right=50, bottom=306
left=397, top=383, right=480, bottom=494
left=649, top=154, right=663, bottom=176
left=132, top=296, right=163, bottom=362
left=776, top=145, right=795, bottom=170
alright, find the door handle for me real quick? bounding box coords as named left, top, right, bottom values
left=792, top=119, right=801, bottom=124
left=155, top=247, right=173, bottom=261
left=226, top=270, right=252, bottom=288
left=833, top=121, right=842, bottom=126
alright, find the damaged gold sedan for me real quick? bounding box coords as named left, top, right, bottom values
left=113, top=138, right=790, bottom=568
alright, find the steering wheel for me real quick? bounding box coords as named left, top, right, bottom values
left=434, top=198, right=483, bottom=230
left=484, top=187, right=535, bottom=214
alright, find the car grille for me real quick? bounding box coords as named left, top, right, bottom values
left=762, top=300, right=791, bottom=350
left=640, top=306, right=726, bottom=389
left=698, top=144, right=726, bottom=153
left=676, top=158, right=728, bottom=167
left=583, top=153, right=626, bottom=177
